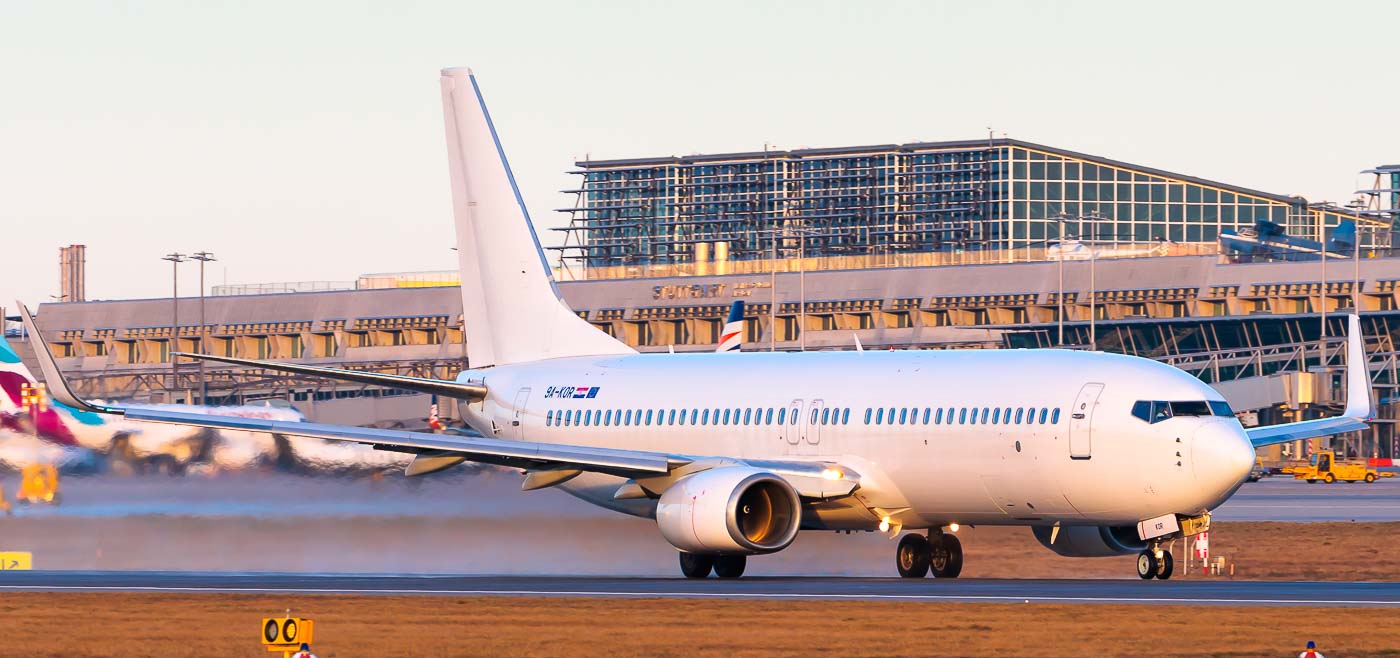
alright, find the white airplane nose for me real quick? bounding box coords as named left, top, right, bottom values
left=1191, top=421, right=1255, bottom=496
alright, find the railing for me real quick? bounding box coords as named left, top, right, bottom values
left=557, top=242, right=1219, bottom=281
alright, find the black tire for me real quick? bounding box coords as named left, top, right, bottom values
left=1136, top=550, right=1157, bottom=580
left=713, top=555, right=747, bottom=579
left=1154, top=551, right=1174, bottom=580
left=930, top=534, right=963, bottom=579
left=678, top=552, right=714, bottom=579
left=1306, top=479, right=1317, bottom=484
left=896, top=533, right=931, bottom=578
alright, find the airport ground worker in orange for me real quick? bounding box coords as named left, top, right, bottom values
left=1299, top=640, right=1324, bottom=657
left=291, top=643, right=318, bottom=658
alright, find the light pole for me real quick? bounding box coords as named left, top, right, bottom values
left=1055, top=213, right=1067, bottom=347
left=191, top=251, right=216, bottom=405
left=162, top=252, right=187, bottom=400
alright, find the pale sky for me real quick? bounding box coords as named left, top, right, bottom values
left=2, top=0, right=1397, bottom=307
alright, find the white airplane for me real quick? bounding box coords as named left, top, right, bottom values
left=21, top=68, right=1372, bottom=580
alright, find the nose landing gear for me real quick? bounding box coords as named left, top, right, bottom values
left=1136, top=547, right=1174, bottom=580
left=896, top=530, right=963, bottom=579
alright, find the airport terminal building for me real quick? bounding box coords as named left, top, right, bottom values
left=15, top=144, right=1399, bottom=461
left=558, top=139, right=1375, bottom=279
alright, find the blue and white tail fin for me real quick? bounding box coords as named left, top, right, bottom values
left=440, top=68, right=635, bottom=367
left=717, top=301, right=745, bottom=353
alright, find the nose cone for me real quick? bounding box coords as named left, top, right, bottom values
left=1191, top=421, right=1255, bottom=507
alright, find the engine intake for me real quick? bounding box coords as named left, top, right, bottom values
left=656, top=467, right=801, bottom=554
left=1032, top=525, right=1146, bottom=557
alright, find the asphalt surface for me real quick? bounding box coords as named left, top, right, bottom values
left=1214, top=474, right=1400, bottom=521
left=2, top=571, right=1398, bottom=606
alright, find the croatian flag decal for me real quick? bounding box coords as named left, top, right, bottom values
left=574, top=387, right=600, bottom=398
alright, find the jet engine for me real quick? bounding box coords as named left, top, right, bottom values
left=1031, top=525, right=1146, bottom=557
left=656, top=467, right=801, bottom=554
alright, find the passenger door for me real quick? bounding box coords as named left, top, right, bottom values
left=1068, top=383, right=1103, bottom=460
left=510, top=387, right=531, bottom=441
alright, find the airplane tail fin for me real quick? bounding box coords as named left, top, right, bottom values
left=717, top=301, right=745, bottom=353
left=0, top=324, right=38, bottom=415
left=440, top=68, right=635, bottom=367
left=1328, top=220, right=1357, bottom=254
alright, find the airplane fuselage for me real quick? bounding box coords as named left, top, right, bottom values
left=459, top=348, right=1255, bottom=531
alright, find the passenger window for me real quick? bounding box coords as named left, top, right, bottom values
left=645, top=410, right=653, bottom=425
left=546, top=410, right=553, bottom=426
left=864, top=408, right=872, bottom=424
left=992, top=408, right=1001, bottom=424
left=1052, top=408, right=1061, bottom=424
left=899, top=408, right=908, bottom=424
left=765, top=408, right=774, bottom=425
left=1015, top=408, right=1024, bottom=424
left=887, top=407, right=896, bottom=424
left=702, top=409, right=711, bottom=425
left=820, top=408, right=829, bottom=425
left=1038, top=408, right=1048, bottom=424
left=842, top=408, right=850, bottom=425
left=791, top=409, right=799, bottom=425
left=959, top=408, right=967, bottom=424
left=778, top=408, right=786, bottom=425
left=668, top=409, right=676, bottom=425
left=690, top=409, right=698, bottom=425
left=921, top=408, right=930, bottom=424
left=623, top=410, right=631, bottom=425
left=722, top=409, right=731, bottom=425
left=876, top=408, right=884, bottom=424
left=743, top=408, right=752, bottom=425
left=935, top=408, right=944, bottom=424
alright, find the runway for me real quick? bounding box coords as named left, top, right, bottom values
left=3, top=571, right=1398, bottom=606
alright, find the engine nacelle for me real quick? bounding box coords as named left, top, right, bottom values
left=656, top=467, right=801, bottom=555
left=1031, top=525, right=1146, bottom=557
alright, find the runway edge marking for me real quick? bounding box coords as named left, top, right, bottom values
left=0, top=584, right=1397, bottom=607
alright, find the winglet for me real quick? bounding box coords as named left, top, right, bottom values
left=15, top=302, right=122, bottom=415
left=15, top=302, right=123, bottom=414
left=1343, top=313, right=1373, bottom=420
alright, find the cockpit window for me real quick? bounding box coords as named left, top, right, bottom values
left=1169, top=401, right=1212, bottom=417
left=1208, top=400, right=1234, bottom=417
left=1131, top=400, right=1231, bottom=423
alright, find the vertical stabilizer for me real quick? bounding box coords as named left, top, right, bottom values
left=440, top=68, right=635, bottom=367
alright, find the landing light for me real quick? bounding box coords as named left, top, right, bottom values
left=821, top=468, right=844, bottom=481
left=948, top=523, right=960, bottom=533
left=878, top=516, right=891, bottom=533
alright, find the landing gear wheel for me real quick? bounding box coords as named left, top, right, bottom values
left=1324, top=473, right=1336, bottom=484
left=1136, top=550, right=1157, bottom=580
left=896, top=534, right=931, bottom=578
left=1154, top=550, right=1174, bottom=580
left=929, top=534, right=963, bottom=579
left=1366, top=473, right=1377, bottom=483
left=714, top=555, right=747, bottom=578
left=679, top=552, right=715, bottom=579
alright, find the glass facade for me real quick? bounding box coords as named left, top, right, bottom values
left=564, top=139, right=1364, bottom=269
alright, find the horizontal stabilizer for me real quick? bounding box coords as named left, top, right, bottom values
left=174, top=352, right=487, bottom=402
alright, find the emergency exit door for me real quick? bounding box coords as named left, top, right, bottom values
left=1069, top=382, right=1103, bottom=460
left=511, top=387, right=531, bottom=441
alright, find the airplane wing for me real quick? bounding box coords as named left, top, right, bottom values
left=1246, top=314, right=1374, bottom=448
left=18, top=303, right=859, bottom=497
left=171, top=352, right=486, bottom=402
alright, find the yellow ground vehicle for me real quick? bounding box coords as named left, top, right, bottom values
left=1293, top=451, right=1395, bottom=484
left=16, top=464, right=60, bottom=504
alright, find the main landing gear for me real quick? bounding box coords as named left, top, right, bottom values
left=679, top=552, right=747, bottom=579
left=1136, top=547, right=1174, bottom=580
left=896, top=530, right=963, bottom=579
